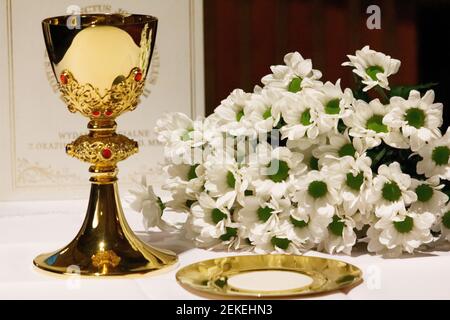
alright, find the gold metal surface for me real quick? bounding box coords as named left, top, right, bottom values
left=176, top=255, right=363, bottom=298
left=34, top=14, right=177, bottom=276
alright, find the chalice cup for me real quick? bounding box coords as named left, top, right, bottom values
left=34, top=14, right=177, bottom=276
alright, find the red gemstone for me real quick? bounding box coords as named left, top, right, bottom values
left=134, top=70, right=143, bottom=82
left=92, top=111, right=101, bottom=117
left=105, top=110, right=113, bottom=117
left=60, top=73, right=68, bottom=85
left=101, top=148, right=112, bottom=159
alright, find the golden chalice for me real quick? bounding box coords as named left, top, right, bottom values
left=34, top=14, right=177, bottom=276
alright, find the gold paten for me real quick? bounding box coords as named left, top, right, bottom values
left=176, top=255, right=363, bottom=298
left=34, top=14, right=177, bottom=276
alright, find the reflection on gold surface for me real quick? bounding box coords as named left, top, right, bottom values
left=176, top=255, right=362, bottom=298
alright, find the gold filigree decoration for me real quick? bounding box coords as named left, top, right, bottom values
left=66, top=134, right=138, bottom=165
left=91, top=250, right=121, bottom=268
left=59, top=67, right=146, bottom=119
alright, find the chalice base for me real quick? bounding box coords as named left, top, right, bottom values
left=33, top=182, right=178, bottom=276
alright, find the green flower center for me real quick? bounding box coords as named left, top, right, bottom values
left=288, top=77, right=303, bottom=93
left=236, top=109, right=245, bottom=122
left=308, top=180, right=328, bottom=199
left=309, top=157, right=319, bottom=170
left=211, top=208, right=227, bottom=224
left=220, top=227, right=238, bottom=241
left=382, top=181, right=402, bottom=202
left=290, top=216, right=308, bottom=228
left=300, top=109, right=312, bottom=125
left=432, top=146, right=450, bottom=166
left=181, top=128, right=194, bottom=141
left=338, top=143, right=356, bottom=158
left=415, top=184, right=434, bottom=202
left=226, top=171, right=236, bottom=189
left=263, top=107, right=272, bottom=120
left=442, top=211, right=450, bottom=229
left=346, top=172, right=364, bottom=191
left=271, top=236, right=291, bottom=250
left=268, top=160, right=290, bottom=182
left=405, top=107, right=426, bottom=129
left=366, top=65, right=384, bottom=81
left=257, top=206, right=273, bottom=222
left=393, top=216, right=414, bottom=234
left=366, top=115, right=388, bottom=133
left=325, top=99, right=341, bottom=115
left=328, top=215, right=345, bottom=237
left=187, top=165, right=198, bottom=180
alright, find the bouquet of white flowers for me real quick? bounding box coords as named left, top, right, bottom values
left=131, top=46, right=450, bottom=257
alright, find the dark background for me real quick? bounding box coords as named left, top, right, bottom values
left=203, top=0, right=450, bottom=129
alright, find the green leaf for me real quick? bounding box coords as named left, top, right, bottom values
left=389, top=83, right=438, bottom=99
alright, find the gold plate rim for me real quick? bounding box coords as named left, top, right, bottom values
left=175, top=254, right=363, bottom=299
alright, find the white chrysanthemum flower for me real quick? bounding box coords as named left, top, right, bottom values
left=164, top=163, right=205, bottom=197
left=310, top=80, right=354, bottom=133
left=284, top=204, right=331, bottom=250
left=417, top=128, right=450, bottom=179
left=318, top=211, right=357, bottom=255
left=237, top=195, right=290, bottom=241
left=279, top=91, right=322, bottom=141
left=342, top=45, right=401, bottom=91
left=313, top=132, right=365, bottom=168
left=367, top=210, right=435, bottom=257
left=437, top=203, right=450, bottom=242
left=293, top=169, right=342, bottom=219
left=327, top=155, right=373, bottom=216
left=250, top=144, right=307, bottom=199
left=214, top=89, right=254, bottom=137
left=368, top=162, right=417, bottom=218
left=384, top=90, right=443, bottom=151
left=186, top=193, right=237, bottom=248
left=129, top=177, right=174, bottom=231
left=409, top=176, right=449, bottom=215
left=204, top=153, right=248, bottom=209
left=345, top=99, right=408, bottom=149
left=250, top=219, right=302, bottom=254
left=246, top=87, right=283, bottom=133
left=261, top=52, right=322, bottom=93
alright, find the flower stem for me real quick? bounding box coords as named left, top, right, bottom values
left=375, top=86, right=390, bottom=104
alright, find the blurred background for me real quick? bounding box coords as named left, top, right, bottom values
left=203, top=0, right=450, bottom=128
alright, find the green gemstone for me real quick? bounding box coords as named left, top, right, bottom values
left=257, top=206, right=273, bottom=222
left=187, top=165, right=198, bottom=180
left=288, top=77, right=302, bottom=93
left=328, top=215, right=345, bottom=236
left=346, top=172, right=364, bottom=191
left=271, top=237, right=291, bottom=250
left=325, top=99, right=341, bottom=115
left=236, top=109, right=245, bottom=122
left=366, top=115, right=388, bottom=133
left=220, top=227, right=238, bottom=241
left=268, top=160, right=290, bottom=182
left=263, top=107, right=272, bottom=120
left=415, top=184, right=434, bottom=202
left=338, top=143, right=356, bottom=158
left=405, top=107, right=426, bottom=129
left=309, top=157, right=319, bottom=170
left=290, top=216, right=308, bottom=228
left=432, top=146, right=450, bottom=166
left=442, top=211, right=450, bottom=229
left=365, top=65, right=384, bottom=81
left=226, top=171, right=236, bottom=189
left=393, top=216, right=414, bottom=234
left=211, top=208, right=227, bottom=224
left=308, top=180, right=328, bottom=199
left=300, top=109, right=312, bottom=125
left=382, top=181, right=402, bottom=202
